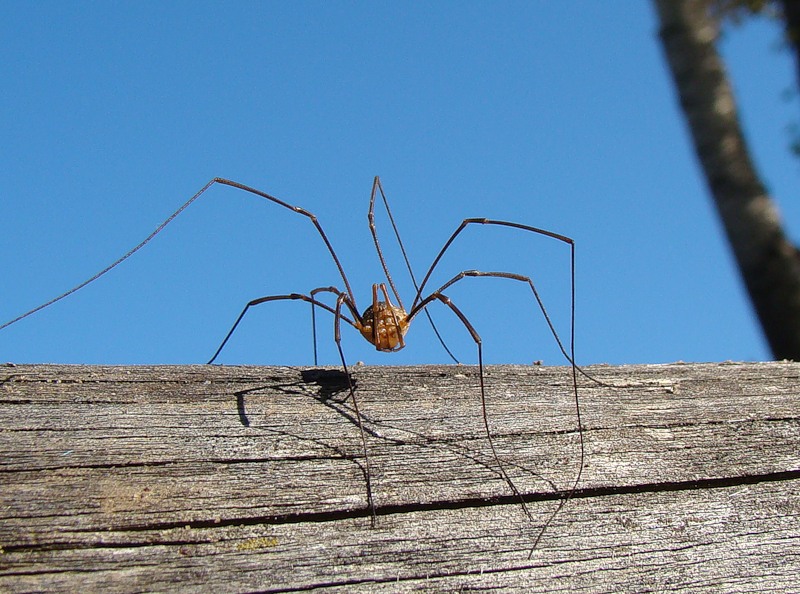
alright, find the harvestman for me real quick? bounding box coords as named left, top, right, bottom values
left=1, top=177, right=585, bottom=553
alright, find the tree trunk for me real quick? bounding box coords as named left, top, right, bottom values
left=654, top=0, right=800, bottom=359
left=781, top=0, right=800, bottom=86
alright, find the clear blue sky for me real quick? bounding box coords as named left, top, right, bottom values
left=1, top=2, right=797, bottom=366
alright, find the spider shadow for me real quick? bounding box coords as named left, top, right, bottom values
left=233, top=368, right=361, bottom=428
left=299, top=368, right=356, bottom=403
left=236, top=368, right=402, bottom=443
left=229, top=368, right=381, bottom=498
left=232, top=368, right=561, bottom=501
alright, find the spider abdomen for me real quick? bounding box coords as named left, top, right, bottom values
left=358, top=301, right=409, bottom=351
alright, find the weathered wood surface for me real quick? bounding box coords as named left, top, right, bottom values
left=0, top=362, right=798, bottom=593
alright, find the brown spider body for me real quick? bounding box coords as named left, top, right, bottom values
left=356, top=283, right=409, bottom=351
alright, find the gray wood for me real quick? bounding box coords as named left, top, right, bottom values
left=0, top=362, right=798, bottom=592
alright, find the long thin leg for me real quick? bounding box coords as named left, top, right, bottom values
left=409, top=269, right=584, bottom=554
left=310, top=286, right=364, bottom=366
left=1, top=178, right=358, bottom=331
left=207, top=288, right=377, bottom=525
left=0, top=179, right=216, bottom=331
left=207, top=291, right=359, bottom=364
left=411, top=291, right=534, bottom=523
left=418, top=219, right=603, bottom=553
left=412, top=218, right=574, bottom=313
left=368, top=177, right=459, bottom=363
left=368, top=177, right=404, bottom=310
left=410, top=270, right=572, bottom=365
left=333, top=292, right=376, bottom=526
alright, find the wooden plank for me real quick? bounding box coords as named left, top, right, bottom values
left=0, top=362, right=798, bottom=592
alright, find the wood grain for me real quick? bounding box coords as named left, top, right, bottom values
left=1, top=362, right=798, bottom=592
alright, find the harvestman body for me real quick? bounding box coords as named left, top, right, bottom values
left=1, top=177, right=585, bottom=555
